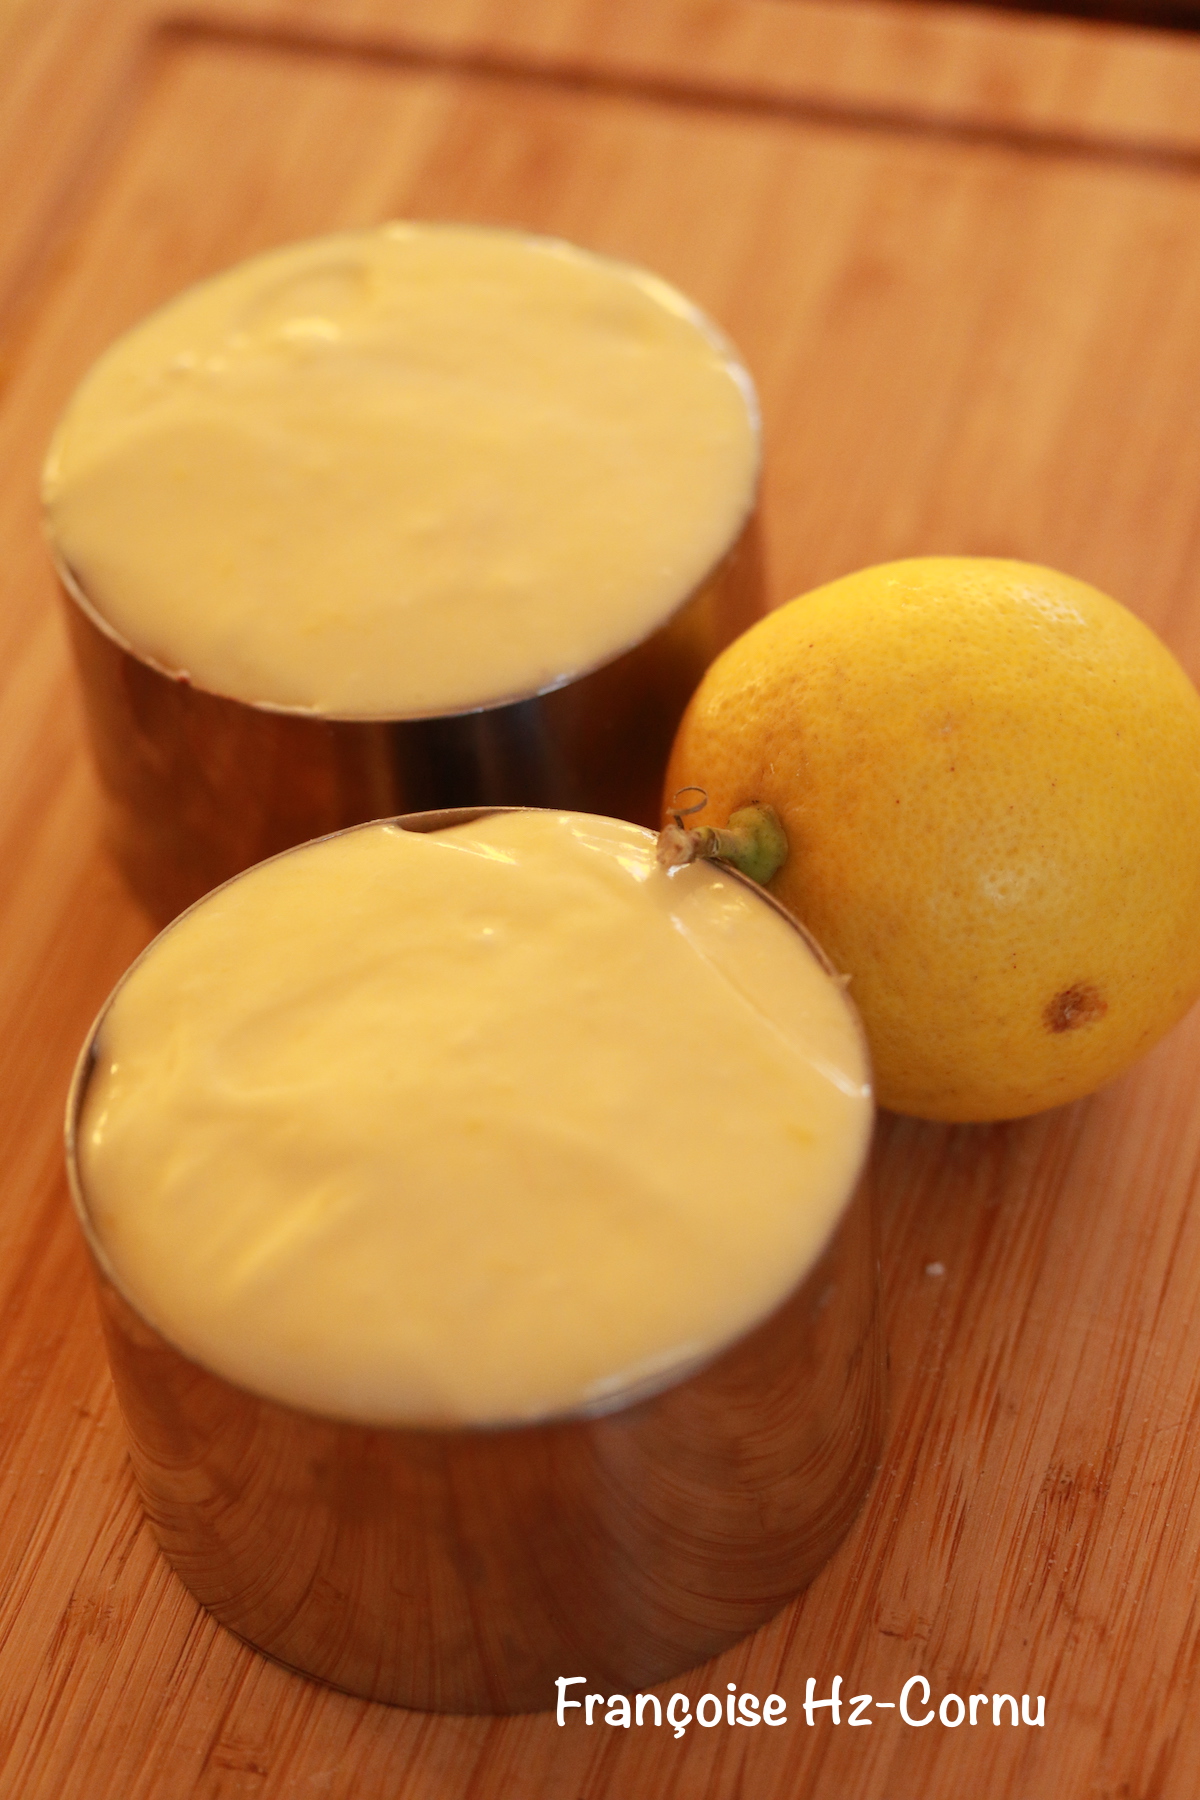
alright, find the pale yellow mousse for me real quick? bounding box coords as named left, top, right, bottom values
left=76, top=811, right=871, bottom=1426
left=43, top=225, right=758, bottom=717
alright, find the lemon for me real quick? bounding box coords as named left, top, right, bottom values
left=663, top=557, right=1200, bottom=1121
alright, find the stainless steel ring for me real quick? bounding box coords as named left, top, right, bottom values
left=66, top=807, right=884, bottom=1714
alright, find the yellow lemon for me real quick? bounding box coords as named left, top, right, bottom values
left=663, top=557, right=1200, bottom=1121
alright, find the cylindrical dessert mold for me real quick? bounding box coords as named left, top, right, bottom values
left=66, top=806, right=883, bottom=1714
left=56, top=504, right=761, bottom=925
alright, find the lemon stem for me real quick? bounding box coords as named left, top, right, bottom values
left=657, top=801, right=788, bottom=886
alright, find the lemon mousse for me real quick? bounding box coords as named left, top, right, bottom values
left=75, top=810, right=871, bottom=1427
left=43, top=224, right=759, bottom=718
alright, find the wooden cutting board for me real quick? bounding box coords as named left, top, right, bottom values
left=5, top=0, right=1200, bottom=1793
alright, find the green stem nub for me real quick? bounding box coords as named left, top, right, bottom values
left=657, top=800, right=789, bottom=887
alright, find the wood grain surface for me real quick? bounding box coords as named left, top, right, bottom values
left=5, top=0, right=1200, bottom=1794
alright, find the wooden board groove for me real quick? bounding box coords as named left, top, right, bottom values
left=164, top=10, right=1200, bottom=174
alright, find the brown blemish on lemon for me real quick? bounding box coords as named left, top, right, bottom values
left=1044, top=984, right=1107, bottom=1034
